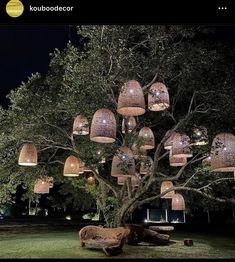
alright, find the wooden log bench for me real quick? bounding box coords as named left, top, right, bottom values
left=126, top=224, right=170, bottom=246
left=149, top=226, right=174, bottom=234
left=79, top=226, right=130, bottom=256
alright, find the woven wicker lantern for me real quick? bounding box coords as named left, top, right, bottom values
left=18, top=143, right=38, bottom=166
left=140, top=156, right=153, bottom=175
left=73, top=115, right=89, bottom=135
left=122, top=116, right=137, bottom=134
left=63, top=155, right=80, bottom=177
left=90, top=108, right=116, bottom=143
left=87, top=176, right=95, bottom=185
left=172, top=133, right=193, bottom=158
left=211, top=132, right=235, bottom=172
left=191, top=126, right=208, bottom=146
left=34, top=179, right=50, bottom=194
left=111, top=146, right=135, bottom=177
left=138, top=127, right=155, bottom=150
left=169, top=149, right=187, bottom=166
left=78, top=158, right=85, bottom=174
left=117, top=176, right=126, bottom=185
left=131, top=143, right=147, bottom=159
left=148, top=82, right=170, bottom=111
left=131, top=175, right=140, bottom=187
left=164, top=130, right=177, bottom=150
left=160, top=181, right=175, bottom=199
left=117, top=175, right=140, bottom=187
left=117, top=80, right=145, bottom=116
left=171, top=193, right=185, bottom=210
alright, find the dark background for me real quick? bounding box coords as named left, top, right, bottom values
left=1, top=25, right=235, bottom=109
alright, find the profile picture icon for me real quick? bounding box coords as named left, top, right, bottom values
left=6, top=0, right=24, bottom=18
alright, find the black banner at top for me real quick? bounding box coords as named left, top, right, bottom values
left=0, top=0, right=234, bottom=24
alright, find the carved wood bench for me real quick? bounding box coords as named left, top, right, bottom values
left=79, top=225, right=130, bottom=256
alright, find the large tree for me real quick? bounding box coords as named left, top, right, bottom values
left=0, top=25, right=235, bottom=226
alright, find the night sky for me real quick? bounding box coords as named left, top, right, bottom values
left=0, top=25, right=79, bottom=108
left=1, top=25, right=235, bottom=109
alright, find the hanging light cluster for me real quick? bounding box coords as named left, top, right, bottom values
left=131, top=143, right=147, bottom=160
left=18, top=78, right=235, bottom=213
left=140, top=156, right=153, bottom=175
left=111, top=146, right=136, bottom=177
left=90, top=108, right=116, bottom=143
left=160, top=181, right=175, bottom=199
left=87, top=175, right=95, bottom=185
left=210, top=132, right=235, bottom=172
left=18, top=143, right=38, bottom=166
left=117, top=174, right=140, bottom=188
left=73, top=115, right=89, bottom=136
left=138, top=127, right=155, bottom=150
left=34, top=178, right=50, bottom=194
left=164, top=131, right=190, bottom=167
left=148, top=82, right=170, bottom=111
left=117, top=80, right=145, bottom=116
left=121, top=116, right=136, bottom=134
left=171, top=193, right=185, bottom=210
left=63, top=155, right=81, bottom=177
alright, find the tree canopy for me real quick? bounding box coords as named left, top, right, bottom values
left=0, top=25, right=235, bottom=225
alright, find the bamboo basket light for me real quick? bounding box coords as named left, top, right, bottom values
left=117, top=176, right=126, bottom=185
left=34, top=179, right=50, bottom=194
left=111, top=146, right=135, bottom=177
left=117, top=175, right=140, bottom=187
left=211, top=132, right=235, bottom=172
left=78, top=158, right=85, bottom=174
left=169, top=149, right=187, bottom=166
left=73, top=115, right=89, bottom=135
left=160, top=181, right=175, bottom=199
left=87, top=176, right=95, bottom=185
left=63, top=155, right=80, bottom=177
left=121, top=116, right=137, bottom=134
left=191, top=126, right=208, bottom=146
left=131, top=143, right=147, bottom=159
left=90, top=108, right=116, bottom=143
left=117, top=80, right=146, bottom=116
left=138, top=127, right=155, bottom=150
left=171, top=133, right=193, bottom=158
left=148, top=82, right=170, bottom=111
left=18, top=143, right=38, bottom=166
left=131, top=175, right=140, bottom=187
left=140, top=156, right=153, bottom=175
left=171, top=193, right=185, bottom=210
left=164, top=130, right=177, bottom=150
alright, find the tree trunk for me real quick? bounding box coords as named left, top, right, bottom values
left=126, top=224, right=170, bottom=245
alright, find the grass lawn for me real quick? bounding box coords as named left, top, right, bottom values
left=0, top=227, right=234, bottom=259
